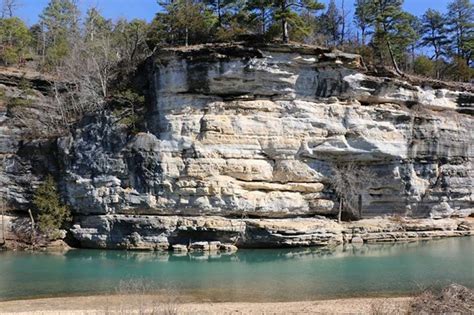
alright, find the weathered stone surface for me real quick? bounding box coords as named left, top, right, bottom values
left=219, top=243, right=238, bottom=252
left=69, top=215, right=473, bottom=249
left=50, top=44, right=473, bottom=224
left=0, top=44, right=473, bottom=249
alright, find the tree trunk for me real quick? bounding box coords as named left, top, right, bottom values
left=281, top=1, right=288, bottom=43
left=217, top=0, right=222, bottom=27
left=358, top=194, right=362, bottom=219
left=1, top=204, right=4, bottom=245
left=28, top=209, right=35, bottom=246
left=185, top=26, right=189, bottom=47
left=338, top=198, right=343, bottom=223
left=340, top=0, right=345, bottom=45
left=282, top=18, right=288, bottom=43
left=41, top=23, right=46, bottom=64
left=386, top=39, right=403, bottom=76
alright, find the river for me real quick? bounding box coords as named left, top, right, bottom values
left=0, top=237, right=472, bottom=302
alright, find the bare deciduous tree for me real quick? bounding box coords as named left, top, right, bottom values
left=1, top=0, right=20, bottom=18
left=329, top=162, right=376, bottom=222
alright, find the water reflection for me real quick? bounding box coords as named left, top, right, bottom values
left=58, top=238, right=466, bottom=263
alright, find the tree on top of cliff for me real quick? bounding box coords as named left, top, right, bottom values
left=246, top=0, right=273, bottom=36
left=319, top=0, right=343, bottom=46
left=420, top=9, right=449, bottom=78
left=446, top=0, right=473, bottom=66
left=0, top=17, right=31, bottom=66
left=149, top=0, right=216, bottom=47
left=367, top=0, right=418, bottom=75
left=1, top=0, right=20, bottom=19
left=39, top=0, right=80, bottom=69
left=354, top=0, right=372, bottom=46
left=272, top=0, right=324, bottom=43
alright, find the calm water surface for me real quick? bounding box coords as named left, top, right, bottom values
left=0, top=237, right=473, bottom=302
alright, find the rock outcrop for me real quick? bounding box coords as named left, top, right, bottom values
left=0, top=44, right=473, bottom=249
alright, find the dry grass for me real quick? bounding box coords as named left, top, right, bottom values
left=371, top=284, right=474, bottom=315
left=410, top=284, right=474, bottom=314
left=370, top=298, right=408, bottom=315
left=96, top=279, right=178, bottom=315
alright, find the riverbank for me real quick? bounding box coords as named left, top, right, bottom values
left=0, top=295, right=412, bottom=314
left=2, top=284, right=473, bottom=314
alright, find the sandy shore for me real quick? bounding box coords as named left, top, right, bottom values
left=0, top=295, right=412, bottom=314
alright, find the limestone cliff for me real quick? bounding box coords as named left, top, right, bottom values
left=1, top=44, right=473, bottom=249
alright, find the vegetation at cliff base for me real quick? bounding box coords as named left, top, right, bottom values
left=33, top=175, right=71, bottom=236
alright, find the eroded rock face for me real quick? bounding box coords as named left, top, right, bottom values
left=60, top=44, right=473, bottom=221
left=1, top=44, right=473, bottom=249
left=0, top=68, right=61, bottom=211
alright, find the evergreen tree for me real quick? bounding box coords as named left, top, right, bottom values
left=369, top=0, right=416, bottom=74
left=420, top=9, right=449, bottom=78
left=39, top=0, right=80, bottom=67
left=272, top=0, right=324, bottom=43
left=246, top=0, right=273, bottom=35
left=85, top=7, right=113, bottom=42
left=421, top=9, right=449, bottom=62
left=447, top=0, right=473, bottom=65
left=321, top=0, right=342, bottom=46
left=213, top=0, right=252, bottom=41
left=354, top=0, right=373, bottom=45
left=33, top=175, right=71, bottom=235
left=149, top=0, right=215, bottom=47
left=406, top=13, right=421, bottom=72
left=0, top=17, right=31, bottom=65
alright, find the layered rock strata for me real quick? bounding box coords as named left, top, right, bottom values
left=1, top=44, right=473, bottom=249
left=70, top=215, right=473, bottom=249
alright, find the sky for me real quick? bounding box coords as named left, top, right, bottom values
left=15, top=0, right=452, bottom=26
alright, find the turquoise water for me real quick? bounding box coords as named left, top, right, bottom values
left=0, top=237, right=473, bottom=302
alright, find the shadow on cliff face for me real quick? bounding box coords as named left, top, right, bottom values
left=457, top=93, right=474, bottom=115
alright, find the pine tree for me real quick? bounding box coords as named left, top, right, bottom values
left=246, top=0, right=273, bottom=35
left=0, top=17, right=31, bottom=65
left=420, top=9, right=449, bottom=78
left=421, top=9, right=449, bottom=62
left=272, top=0, right=324, bottom=43
left=354, top=0, right=373, bottom=45
left=85, top=8, right=113, bottom=42
left=149, top=0, right=216, bottom=47
left=213, top=0, right=253, bottom=41
left=39, top=0, right=80, bottom=67
left=33, top=175, right=71, bottom=235
left=447, top=0, right=473, bottom=66
left=369, top=0, right=416, bottom=74
left=321, top=0, right=342, bottom=46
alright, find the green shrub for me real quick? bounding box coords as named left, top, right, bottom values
left=413, top=56, right=435, bottom=77
left=8, top=97, right=32, bottom=107
left=33, top=175, right=71, bottom=235
left=111, top=89, right=145, bottom=133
